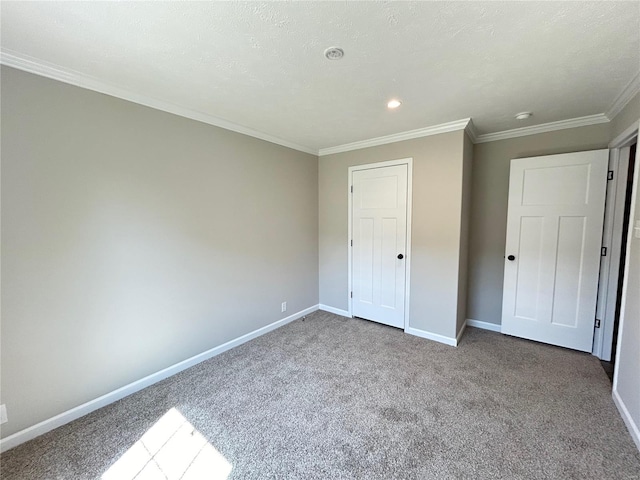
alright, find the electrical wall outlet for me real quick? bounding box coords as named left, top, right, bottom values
left=281, top=301, right=287, bottom=313
left=0, top=404, right=7, bottom=425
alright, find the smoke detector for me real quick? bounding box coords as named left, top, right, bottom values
left=515, top=112, right=533, bottom=120
left=324, top=47, right=344, bottom=60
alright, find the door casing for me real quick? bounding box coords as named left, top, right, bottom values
left=593, top=121, right=640, bottom=359
left=348, top=158, right=413, bottom=330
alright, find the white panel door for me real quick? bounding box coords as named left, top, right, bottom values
left=352, top=164, right=408, bottom=328
left=502, top=150, right=609, bottom=352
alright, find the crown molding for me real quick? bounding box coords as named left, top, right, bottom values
left=474, top=114, right=610, bottom=144
left=609, top=120, right=639, bottom=148
left=606, top=71, right=640, bottom=121
left=0, top=50, right=317, bottom=156
left=4, top=49, right=634, bottom=154
left=318, top=118, right=471, bottom=156
left=464, top=119, right=479, bottom=143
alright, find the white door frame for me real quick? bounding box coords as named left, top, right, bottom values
left=348, top=158, right=413, bottom=330
left=593, top=121, right=639, bottom=360
left=612, top=121, right=640, bottom=451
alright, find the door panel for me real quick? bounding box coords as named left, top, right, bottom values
left=522, top=163, right=591, bottom=205
left=380, top=217, right=398, bottom=308
left=552, top=216, right=586, bottom=327
left=514, top=216, right=544, bottom=320
left=357, top=218, right=374, bottom=303
left=352, top=164, right=408, bottom=328
left=502, top=150, right=608, bottom=352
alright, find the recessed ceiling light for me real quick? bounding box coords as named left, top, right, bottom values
left=324, top=47, right=344, bottom=60
left=387, top=99, right=402, bottom=109
left=515, top=111, right=533, bottom=120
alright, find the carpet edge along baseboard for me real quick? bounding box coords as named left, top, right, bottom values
left=0, top=304, right=320, bottom=453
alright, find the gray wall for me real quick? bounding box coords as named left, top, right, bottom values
left=319, top=130, right=468, bottom=339
left=457, top=133, right=473, bottom=335
left=0, top=67, right=319, bottom=438
left=466, top=124, right=611, bottom=325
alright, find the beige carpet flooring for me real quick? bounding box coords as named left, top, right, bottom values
left=1, top=310, right=639, bottom=479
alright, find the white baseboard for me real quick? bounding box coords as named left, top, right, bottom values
left=613, top=388, right=640, bottom=452
left=319, top=304, right=351, bottom=318
left=466, top=318, right=502, bottom=332
left=405, top=327, right=458, bottom=347
left=0, top=304, right=319, bottom=453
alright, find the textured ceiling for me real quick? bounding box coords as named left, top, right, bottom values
left=1, top=1, right=639, bottom=152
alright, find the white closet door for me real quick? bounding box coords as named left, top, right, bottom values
left=352, top=164, right=408, bottom=329
left=502, top=150, right=608, bottom=352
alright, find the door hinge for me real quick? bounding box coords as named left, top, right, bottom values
left=595, top=319, right=601, bottom=328
left=350, top=291, right=353, bottom=298
left=350, top=239, right=353, bottom=246
left=601, top=247, right=607, bottom=256
left=607, top=171, right=614, bottom=181
left=350, top=185, right=353, bottom=193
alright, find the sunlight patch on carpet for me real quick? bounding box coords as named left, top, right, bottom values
left=101, top=407, right=232, bottom=480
